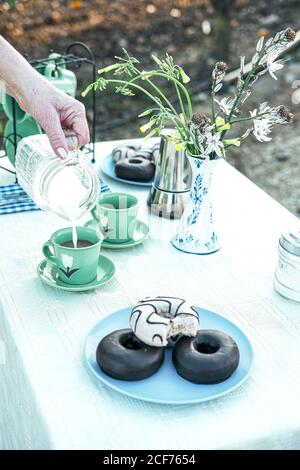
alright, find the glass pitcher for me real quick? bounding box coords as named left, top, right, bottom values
left=15, top=133, right=100, bottom=222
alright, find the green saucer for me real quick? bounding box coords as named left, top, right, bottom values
left=37, top=255, right=115, bottom=292
left=84, top=218, right=150, bottom=249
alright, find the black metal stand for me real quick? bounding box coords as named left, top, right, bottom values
left=0, top=41, right=96, bottom=178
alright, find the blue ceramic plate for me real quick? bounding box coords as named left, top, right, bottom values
left=100, top=153, right=154, bottom=187
left=84, top=306, right=253, bottom=405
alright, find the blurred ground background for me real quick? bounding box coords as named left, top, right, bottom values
left=1, top=0, right=300, bottom=216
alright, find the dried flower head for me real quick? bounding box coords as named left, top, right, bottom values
left=215, top=61, right=228, bottom=73
left=284, top=28, right=296, bottom=43
left=277, top=105, right=294, bottom=122
left=212, top=61, right=228, bottom=89
left=191, top=113, right=212, bottom=129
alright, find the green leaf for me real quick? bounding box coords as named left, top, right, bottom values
left=98, top=64, right=119, bottom=75
left=152, top=55, right=163, bottom=67
left=224, top=139, right=241, bottom=147
left=138, top=109, right=155, bottom=118
left=178, top=67, right=190, bottom=84
left=115, top=85, right=135, bottom=96
left=81, top=83, right=93, bottom=97
left=140, top=121, right=155, bottom=133
left=143, top=128, right=159, bottom=140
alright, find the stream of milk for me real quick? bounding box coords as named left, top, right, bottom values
left=46, top=165, right=89, bottom=248
left=72, top=224, right=78, bottom=248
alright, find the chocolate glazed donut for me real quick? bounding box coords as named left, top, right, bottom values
left=115, top=157, right=155, bottom=182
left=172, top=329, right=240, bottom=384
left=96, top=328, right=165, bottom=381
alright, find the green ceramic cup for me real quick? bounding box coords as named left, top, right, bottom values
left=42, top=227, right=103, bottom=285
left=92, top=192, right=138, bottom=244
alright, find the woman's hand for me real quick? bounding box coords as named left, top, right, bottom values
left=19, top=82, right=90, bottom=159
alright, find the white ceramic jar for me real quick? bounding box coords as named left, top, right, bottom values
left=274, top=226, right=300, bottom=302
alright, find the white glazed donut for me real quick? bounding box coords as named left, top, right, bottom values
left=130, top=296, right=199, bottom=347
left=112, top=145, right=138, bottom=162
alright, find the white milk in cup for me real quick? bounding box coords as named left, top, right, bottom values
left=15, top=133, right=100, bottom=247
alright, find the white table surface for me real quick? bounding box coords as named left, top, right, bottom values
left=0, top=139, right=300, bottom=450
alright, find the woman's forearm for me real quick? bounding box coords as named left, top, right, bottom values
left=0, top=35, right=52, bottom=109
left=0, top=36, right=89, bottom=157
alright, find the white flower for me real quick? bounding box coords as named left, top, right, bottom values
left=258, top=102, right=272, bottom=114
left=215, top=96, right=235, bottom=116
left=252, top=119, right=273, bottom=142
left=256, top=36, right=264, bottom=52
left=249, top=110, right=272, bottom=142
left=61, top=254, right=73, bottom=269
left=266, top=51, right=284, bottom=80
left=249, top=103, right=275, bottom=142
left=197, top=142, right=211, bottom=161
left=205, top=132, right=224, bottom=158
left=240, top=55, right=245, bottom=76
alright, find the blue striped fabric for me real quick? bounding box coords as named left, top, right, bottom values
left=0, top=178, right=110, bottom=215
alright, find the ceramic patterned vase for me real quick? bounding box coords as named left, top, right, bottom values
left=171, top=153, right=221, bottom=254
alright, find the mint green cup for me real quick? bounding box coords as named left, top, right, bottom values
left=42, top=227, right=103, bottom=285
left=92, top=192, right=138, bottom=244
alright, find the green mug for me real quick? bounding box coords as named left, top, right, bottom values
left=92, top=192, right=138, bottom=244
left=42, top=227, right=103, bottom=285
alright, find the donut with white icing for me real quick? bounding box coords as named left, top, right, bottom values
left=112, top=144, right=156, bottom=163
left=130, top=296, right=199, bottom=347
left=111, top=144, right=141, bottom=162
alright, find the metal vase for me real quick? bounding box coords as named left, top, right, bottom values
left=147, top=134, right=192, bottom=219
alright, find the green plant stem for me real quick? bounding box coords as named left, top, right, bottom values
left=102, top=78, right=188, bottom=141
left=118, top=68, right=192, bottom=121
left=226, top=73, right=253, bottom=124
left=103, top=78, right=164, bottom=109
left=130, top=71, right=192, bottom=142
left=111, top=73, right=190, bottom=140
left=174, top=82, right=187, bottom=125
left=211, top=79, right=216, bottom=127
left=221, top=47, right=266, bottom=141
left=132, top=69, right=179, bottom=118
left=146, top=71, right=193, bottom=118
left=231, top=111, right=270, bottom=124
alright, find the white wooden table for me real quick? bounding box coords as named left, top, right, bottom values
left=0, top=140, right=300, bottom=450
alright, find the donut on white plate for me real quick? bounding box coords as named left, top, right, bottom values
left=130, top=296, right=199, bottom=347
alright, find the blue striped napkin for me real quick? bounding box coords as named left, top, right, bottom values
left=0, top=178, right=110, bottom=215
